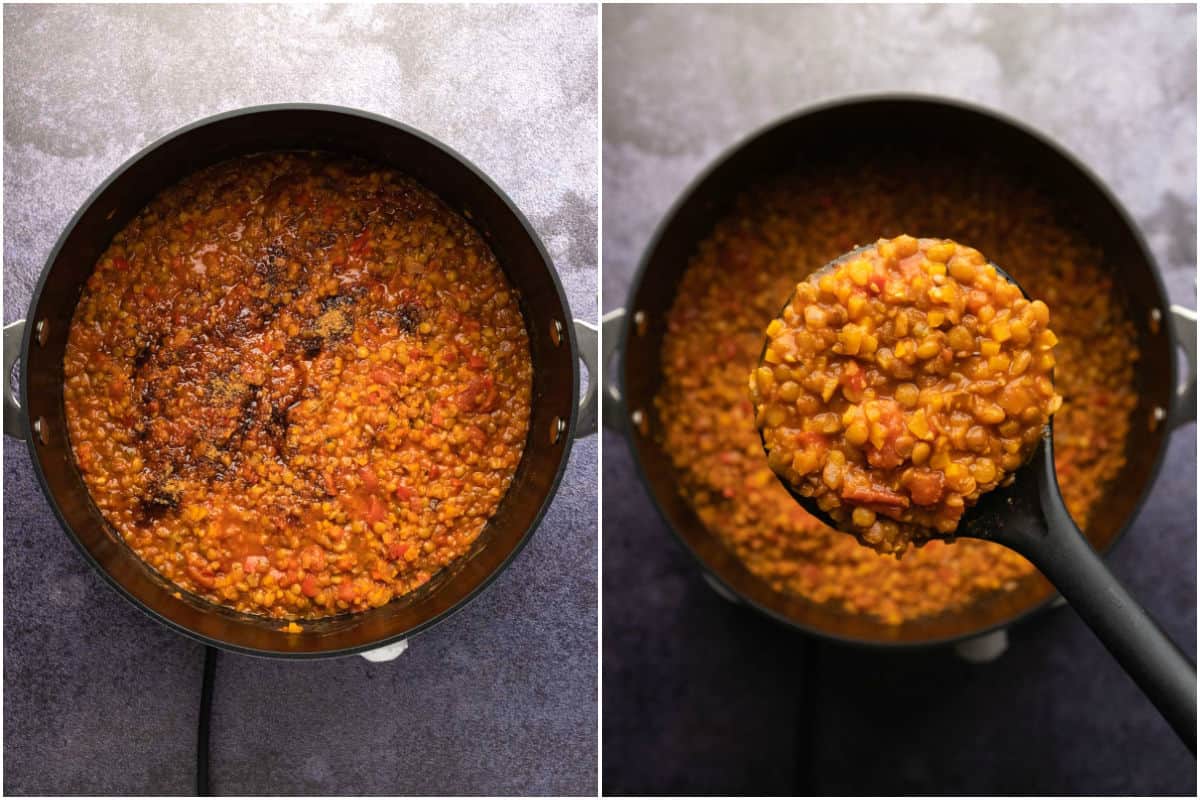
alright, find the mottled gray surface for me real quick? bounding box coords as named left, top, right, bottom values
left=602, top=4, right=1196, bottom=795
left=4, top=4, right=597, bottom=795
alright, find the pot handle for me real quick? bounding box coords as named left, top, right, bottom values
left=573, top=320, right=599, bottom=439
left=4, top=319, right=26, bottom=440
left=601, top=308, right=626, bottom=432
left=1169, top=305, right=1196, bottom=430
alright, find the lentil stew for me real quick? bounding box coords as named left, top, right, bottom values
left=63, top=152, right=533, bottom=620
left=655, top=160, right=1140, bottom=626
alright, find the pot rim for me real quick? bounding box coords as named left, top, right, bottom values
left=19, top=102, right=580, bottom=658
left=617, top=91, right=1178, bottom=650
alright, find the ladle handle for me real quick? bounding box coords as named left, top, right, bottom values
left=1012, top=462, right=1196, bottom=751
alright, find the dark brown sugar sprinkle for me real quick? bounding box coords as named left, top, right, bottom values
left=64, top=152, right=532, bottom=620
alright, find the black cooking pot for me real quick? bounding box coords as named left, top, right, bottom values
left=3, top=104, right=597, bottom=658
left=604, top=94, right=1196, bottom=649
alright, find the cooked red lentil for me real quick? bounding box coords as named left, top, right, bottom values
left=750, top=235, right=1062, bottom=554
left=656, top=161, right=1139, bottom=625
left=64, top=152, right=532, bottom=619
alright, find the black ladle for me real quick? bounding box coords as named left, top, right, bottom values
left=761, top=247, right=1197, bottom=751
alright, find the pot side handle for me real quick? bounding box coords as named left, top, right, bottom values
left=1169, top=305, right=1196, bottom=430
left=573, top=320, right=598, bottom=439
left=601, top=309, right=626, bottom=432
left=4, top=320, right=26, bottom=440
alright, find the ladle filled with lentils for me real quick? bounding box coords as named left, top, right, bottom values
left=738, top=225, right=1194, bottom=747
left=64, top=152, right=533, bottom=622
left=656, top=160, right=1139, bottom=626
left=750, top=234, right=1062, bottom=555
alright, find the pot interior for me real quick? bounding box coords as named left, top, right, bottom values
left=22, top=107, right=577, bottom=656
left=622, top=98, right=1174, bottom=645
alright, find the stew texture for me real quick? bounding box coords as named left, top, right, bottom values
left=64, top=152, right=532, bottom=620
left=656, top=162, right=1139, bottom=625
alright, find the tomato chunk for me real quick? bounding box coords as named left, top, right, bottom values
left=904, top=469, right=946, bottom=506
left=842, top=481, right=910, bottom=508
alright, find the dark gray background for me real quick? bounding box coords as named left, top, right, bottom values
left=4, top=4, right=597, bottom=795
left=602, top=4, right=1197, bottom=795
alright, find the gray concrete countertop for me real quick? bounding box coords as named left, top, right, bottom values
left=602, top=4, right=1196, bottom=795
left=3, top=4, right=597, bottom=795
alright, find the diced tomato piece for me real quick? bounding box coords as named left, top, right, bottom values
left=371, top=367, right=402, bottom=387
left=323, top=472, right=338, bottom=495
left=468, top=354, right=487, bottom=370
left=301, top=575, right=319, bottom=598
left=186, top=564, right=216, bottom=589
left=243, top=555, right=269, bottom=574
left=842, top=482, right=910, bottom=508
left=905, top=469, right=946, bottom=506
left=395, top=484, right=413, bottom=501
left=338, top=581, right=357, bottom=602
left=387, top=542, right=406, bottom=560
left=112, top=256, right=129, bottom=271
left=299, top=545, right=326, bottom=571
left=840, top=367, right=866, bottom=392
left=359, top=467, right=379, bottom=493
left=365, top=494, right=386, bottom=525
left=461, top=375, right=497, bottom=412
left=75, top=441, right=95, bottom=471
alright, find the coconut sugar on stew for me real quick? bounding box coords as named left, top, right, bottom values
left=750, top=236, right=1061, bottom=554
left=64, top=153, right=532, bottom=619
left=656, top=161, right=1139, bottom=626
